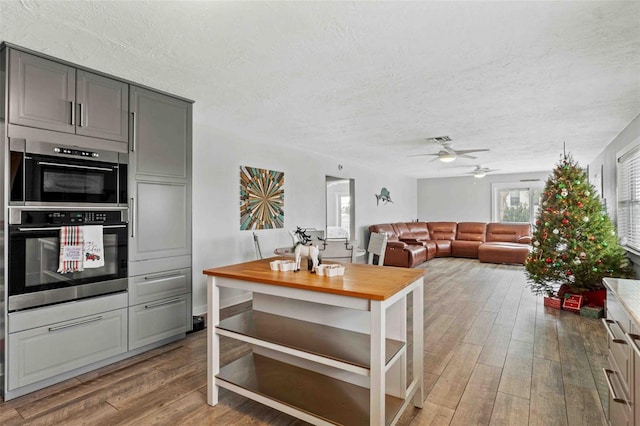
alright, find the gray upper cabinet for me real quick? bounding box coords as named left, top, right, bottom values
left=8, top=49, right=128, bottom=143
left=9, top=49, right=75, bottom=133
left=130, top=86, right=190, bottom=179
left=75, top=70, right=128, bottom=142
left=129, top=86, right=192, bottom=263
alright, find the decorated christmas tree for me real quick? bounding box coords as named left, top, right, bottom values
left=525, top=154, right=634, bottom=296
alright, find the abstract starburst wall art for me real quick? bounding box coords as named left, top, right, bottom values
left=240, top=166, right=284, bottom=230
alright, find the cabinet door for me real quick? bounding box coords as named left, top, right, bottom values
left=8, top=49, right=75, bottom=133
left=130, top=86, right=190, bottom=179
left=8, top=308, right=127, bottom=390
left=129, top=294, right=188, bottom=350
left=130, top=180, right=191, bottom=261
left=76, top=70, right=129, bottom=143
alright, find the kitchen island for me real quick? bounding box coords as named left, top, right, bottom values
left=204, top=257, right=424, bottom=425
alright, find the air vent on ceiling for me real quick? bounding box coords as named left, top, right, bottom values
left=426, top=136, right=452, bottom=144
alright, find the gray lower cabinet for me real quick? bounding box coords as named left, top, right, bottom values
left=128, top=268, right=192, bottom=350
left=8, top=306, right=127, bottom=390
left=128, top=294, right=189, bottom=351
left=8, top=48, right=129, bottom=144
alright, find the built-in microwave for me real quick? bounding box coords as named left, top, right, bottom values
left=10, top=140, right=127, bottom=206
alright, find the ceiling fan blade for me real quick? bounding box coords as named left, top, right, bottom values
left=459, top=154, right=477, bottom=159
left=455, top=149, right=490, bottom=155
left=408, top=153, right=439, bottom=157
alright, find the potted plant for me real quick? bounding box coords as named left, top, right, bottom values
left=525, top=154, right=635, bottom=308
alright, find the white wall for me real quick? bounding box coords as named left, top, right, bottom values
left=191, top=122, right=417, bottom=313
left=588, top=113, right=640, bottom=275
left=417, top=171, right=551, bottom=222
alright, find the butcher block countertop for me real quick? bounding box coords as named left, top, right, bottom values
left=203, top=257, right=425, bottom=301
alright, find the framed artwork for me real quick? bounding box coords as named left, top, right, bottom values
left=240, top=166, right=284, bottom=230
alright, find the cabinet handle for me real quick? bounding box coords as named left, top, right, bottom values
left=602, top=318, right=628, bottom=344
left=78, top=103, right=84, bottom=127
left=144, top=272, right=182, bottom=281
left=144, top=297, right=182, bottom=310
left=70, top=101, right=75, bottom=126
left=602, top=368, right=630, bottom=404
left=131, top=112, right=136, bottom=152
left=130, top=197, right=135, bottom=238
left=48, top=316, right=102, bottom=332
left=625, top=333, right=640, bottom=358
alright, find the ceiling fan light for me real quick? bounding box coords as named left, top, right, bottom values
left=473, top=171, right=487, bottom=178
left=439, top=153, right=457, bottom=162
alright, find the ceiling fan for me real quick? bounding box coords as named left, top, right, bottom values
left=464, top=165, right=498, bottom=178
left=410, top=136, right=490, bottom=163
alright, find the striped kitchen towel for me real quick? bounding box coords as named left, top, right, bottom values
left=57, top=226, right=84, bottom=273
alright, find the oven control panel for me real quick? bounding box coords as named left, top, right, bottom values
left=21, top=210, right=124, bottom=225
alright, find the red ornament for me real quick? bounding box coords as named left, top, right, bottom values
left=589, top=235, right=595, bottom=241
left=562, top=219, right=569, bottom=225
left=566, top=270, right=573, bottom=276
left=561, top=254, right=567, bottom=260
left=564, top=211, right=570, bottom=217
left=577, top=202, right=583, bottom=207
left=596, top=259, right=602, bottom=264
left=545, top=257, right=553, bottom=264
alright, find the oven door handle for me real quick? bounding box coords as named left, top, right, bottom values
left=36, top=161, right=114, bottom=172
left=17, top=224, right=127, bottom=232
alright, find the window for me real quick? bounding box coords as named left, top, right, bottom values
left=492, top=182, right=544, bottom=223
left=338, top=195, right=351, bottom=233
left=618, top=143, right=640, bottom=253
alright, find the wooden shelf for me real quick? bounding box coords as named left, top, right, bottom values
left=217, top=353, right=404, bottom=426
left=216, top=310, right=405, bottom=372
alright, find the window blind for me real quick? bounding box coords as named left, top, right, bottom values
left=618, top=145, right=640, bottom=253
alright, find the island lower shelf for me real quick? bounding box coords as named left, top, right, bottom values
left=217, top=353, right=404, bottom=425
left=216, top=310, right=405, bottom=373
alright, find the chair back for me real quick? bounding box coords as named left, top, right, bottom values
left=253, top=232, right=263, bottom=259
left=318, top=238, right=356, bottom=263
left=367, top=232, right=388, bottom=265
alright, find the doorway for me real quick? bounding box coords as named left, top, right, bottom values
left=325, top=176, right=355, bottom=239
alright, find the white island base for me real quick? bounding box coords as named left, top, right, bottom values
left=205, top=258, right=424, bottom=425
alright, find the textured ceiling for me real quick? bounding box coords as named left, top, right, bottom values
left=1, top=1, right=639, bottom=178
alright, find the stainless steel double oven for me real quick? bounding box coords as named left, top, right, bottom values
left=8, top=140, right=129, bottom=312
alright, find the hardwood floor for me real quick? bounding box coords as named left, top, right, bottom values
left=0, top=258, right=608, bottom=425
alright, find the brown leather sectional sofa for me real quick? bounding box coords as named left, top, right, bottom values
left=368, top=222, right=532, bottom=268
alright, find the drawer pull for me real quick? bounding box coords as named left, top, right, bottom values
left=602, top=319, right=627, bottom=344
left=626, top=333, right=640, bottom=358
left=48, top=316, right=102, bottom=332
left=144, top=297, right=182, bottom=309
left=603, top=368, right=630, bottom=404
left=144, top=272, right=182, bottom=281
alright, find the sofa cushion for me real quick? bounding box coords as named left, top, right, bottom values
left=478, top=242, right=530, bottom=264
left=427, top=222, right=457, bottom=241
left=394, top=222, right=414, bottom=240
left=385, top=242, right=427, bottom=268
left=368, top=223, right=400, bottom=241
left=485, top=223, right=531, bottom=243
left=406, top=222, right=430, bottom=240
left=451, top=240, right=483, bottom=258
left=432, top=240, right=452, bottom=257
left=455, top=222, right=487, bottom=242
